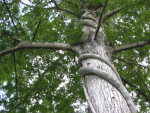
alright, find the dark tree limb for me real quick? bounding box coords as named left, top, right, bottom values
left=4, top=1, right=28, bottom=38
left=121, top=77, right=150, bottom=103
left=3, top=0, right=18, bottom=34
left=20, top=1, right=32, bottom=7
left=0, top=39, right=73, bottom=57
left=113, top=56, right=150, bottom=70
left=0, top=3, right=4, bottom=15
left=32, top=19, right=42, bottom=42
left=129, top=65, right=150, bottom=93
left=51, top=0, right=79, bottom=17
left=12, top=40, right=18, bottom=112
left=94, top=0, right=108, bottom=40
left=113, top=55, right=150, bottom=94
left=113, top=40, right=150, bottom=53
left=13, top=49, right=18, bottom=111
left=62, top=0, right=79, bottom=9
left=102, top=7, right=121, bottom=23
left=119, top=60, right=150, bottom=93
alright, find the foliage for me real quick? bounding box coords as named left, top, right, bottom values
left=0, top=0, right=150, bottom=112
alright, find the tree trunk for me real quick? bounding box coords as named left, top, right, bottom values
left=77, top=9, right=134, bottom=113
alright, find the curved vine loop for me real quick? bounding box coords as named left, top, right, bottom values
left=78, top=54, right=122, bottom=82
left=78, top=54, right=136, bottom=113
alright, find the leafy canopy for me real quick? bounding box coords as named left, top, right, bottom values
left=0, top=0, right=150, bottom=112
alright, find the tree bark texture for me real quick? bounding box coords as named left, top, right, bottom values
left=77, top=9, right=133, bottom=113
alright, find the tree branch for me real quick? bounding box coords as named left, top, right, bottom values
left=113, top=56, right=150, bottom=70
left=102, top=7, right=121, bottom=23
left=11, top=36, right=23, bottom=42
left=32, top=19, right=41, bottom=41
left=0, top=42, right=73, bottom=57
left=121, top=77, right=150, bottom=103
left=62, top=0, right=79, bottom=9
left=20, top=1, right=32, bottom=7
left=13, top=51, right=18, bottom=111
left=113, top=40, right=150, bottom=53
left=13, top=40, right=18, bottom=112
left=113, top=55, right=150, bottom=94
left=94, top=0, right=108, bottom=40
left=129, top=65, right=150, bottom=93
left=3, top=0, right=18, bottom=34
left=51, top=0, right=79, bottom=17
left=0, top=3, right=4, bottom=15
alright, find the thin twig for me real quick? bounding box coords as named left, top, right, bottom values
left=113, top=56, right=150, bottom=94
left=51, top=0, right=78, bottom=17
left=61, top=0, right=79, bottom=12
left=32, top=19, right=41, bottom=42
left=129, top=65, right=150, bottom=93
left=20, top=1, right=32, bottom=7
left=102, top=7, right=121, bottom=23
left=121, top=77, right=150, bottom=102
left=0, top=3, right=4, bottom=15
left=113, top=56, right=150, bottom=70
left=94, top=0, right=108, bottom=40
left=13, top=41, right=18, bottom=112
left=117, top=58, right=150, bottom=93
left=3, top=0, right=18, bottom=34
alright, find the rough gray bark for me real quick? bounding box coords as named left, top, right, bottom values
left=75, top=9, right=136, bottom=113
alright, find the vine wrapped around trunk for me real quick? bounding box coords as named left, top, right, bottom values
left=78, top=54, right=136, bottom=113
left=75, top=8, right=137, bottom=113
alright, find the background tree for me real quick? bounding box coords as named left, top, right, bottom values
left=0, top=0, right=150, bottom=112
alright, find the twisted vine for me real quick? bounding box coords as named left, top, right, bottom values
left=78, top=54, right=122, bottom=82
left=78, top=54, right=136, bottom=113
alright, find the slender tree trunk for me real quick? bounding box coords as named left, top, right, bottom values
left=77, top=9, right=132, bottom=113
